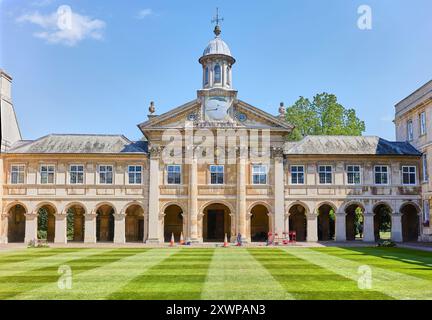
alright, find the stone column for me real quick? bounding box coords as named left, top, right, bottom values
left=188, top=155, right=199, bottom=242
left=237, top=155, right=247, bottom=242
left=391, top=212, right=403, bottom=242
left=147, top=147, right=161, bottom=243
left=54, top=214, right=67, bottom=244
left=24, top=213, right=38, bottom=243
left=114, top=213, right=126, bottom=244
left=0, top=213, right=8, bottom=243
left=143, top=213, right=149, bottom=242
left=363, top=213, right=375, bottom=242
left=274, top=151, right=285, bottom=236
left=335, top=213, right=347, bottom=242
left=306, top=213, right=318, bottom=242
left=84, top=213, right=97, bottom=243
left=284, top=213, right=290, bottom=235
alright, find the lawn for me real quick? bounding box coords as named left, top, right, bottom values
left=0, top=246, right=431, bottom=300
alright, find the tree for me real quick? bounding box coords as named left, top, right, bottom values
left=285, top=93, right=366, bottom=141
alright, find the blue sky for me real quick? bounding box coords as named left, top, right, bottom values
left=1, top=0, right=431, bottom=141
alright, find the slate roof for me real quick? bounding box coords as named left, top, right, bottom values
left=7, top=134, right=148, bottom=154
left=285, top=136, right=421, bottom=156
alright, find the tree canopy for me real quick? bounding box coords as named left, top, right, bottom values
left=285, top=93, right=366, bottom=141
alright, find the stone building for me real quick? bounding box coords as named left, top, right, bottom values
left=395, top=80, right=432, bottom=241
left=0, top=25, right=426, bottom=244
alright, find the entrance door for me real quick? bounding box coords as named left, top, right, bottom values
left=207, top=210, right=224, bottom=241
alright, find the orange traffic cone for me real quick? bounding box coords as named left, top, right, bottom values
left=179, top=232, right=185, bottom=245
left=170, top=233, right=175, bottom=247
left=223, top=233, right=229, bottom=247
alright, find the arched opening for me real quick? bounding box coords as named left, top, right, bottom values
left=96, top=204, right=114, bottom=242
left=373, top=203, right=392, bottom=241
left=214, top=64, right=221, bottom=83
left=289, top=204, right=307, bottom=242
left=204, top=67, right=209, bottom=85
left=345, top=204, right=364, bottom=241
left=125, top=204, right=144, bottom=242
left=163, top=205, right=183, bottom=242
left=66, top=204, right=85, bottom=242
left=203, top=203, right=231, bottom=242
left=250, top=204, right=269, bottom=242
left=401, top=203, right=419, bottom=242
left=317, top=204, right=335, bottom=241
left=37, top=204, right=56, bottom=242
left=7, top=204, right=26, bottom=242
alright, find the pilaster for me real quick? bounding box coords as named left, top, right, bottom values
left=147, top=146, right=162, bottom=243
left=24, top=213, right=38, bottom=244
left=335, top=213, right=347, bottom=242
left=306, top=213, right=318, bottom=242
left=391, top=212, right=403, bottom=242
left=84, top=213, right=97, bottom=243
left=54, top=214, right=67, bottom=244
left=113, top=214, right=126, bottom=244
left=363, top=213, right=375, bottom=242
left=273, top=149, right=285, bottom=236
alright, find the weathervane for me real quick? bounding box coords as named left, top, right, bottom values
left=211, top=8, right=224, bottom=36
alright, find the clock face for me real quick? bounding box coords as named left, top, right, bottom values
left=204, top=96, right=232, bottom=121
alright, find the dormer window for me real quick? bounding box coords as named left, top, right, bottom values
left=214, top=64, right=221, bottom=84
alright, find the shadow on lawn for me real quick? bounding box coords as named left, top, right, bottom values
left=341, top=247, right=432, bottom=269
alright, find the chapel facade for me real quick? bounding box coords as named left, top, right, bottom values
left=0, top=25, right=427, bottom=245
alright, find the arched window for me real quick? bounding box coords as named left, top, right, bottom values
left=204, top=67, right=209, bottom=85
left=214, top=64, right=221, bottom=84
left=226, top=66, right=230, bottom=85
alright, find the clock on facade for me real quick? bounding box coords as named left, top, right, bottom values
left=204, top=96, right=232, bottom=121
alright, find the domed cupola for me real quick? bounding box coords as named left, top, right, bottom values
left=199, top=20, right=235, bottom=90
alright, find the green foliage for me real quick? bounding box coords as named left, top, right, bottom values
left=67, top=209, right=74, bottom=241
left=37, top=208, right=48, bottom=240
left=377, top=239, right=396, bottom=247
left=285, top=93, right=366, bottom=141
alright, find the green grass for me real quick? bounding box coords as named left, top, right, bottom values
left=0, top=246, right=431, bottom=300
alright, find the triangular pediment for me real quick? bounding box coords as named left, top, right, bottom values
left=137, top=98, right=293, bottom=136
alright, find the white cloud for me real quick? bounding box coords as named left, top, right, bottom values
left=17, top=5, right=105, bottom=46
left=137, top=8, right=153, bottom=19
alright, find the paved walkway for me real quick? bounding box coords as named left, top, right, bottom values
left=2, top=241, right=431, bottom=251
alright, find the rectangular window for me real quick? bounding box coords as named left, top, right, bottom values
left=424, top=200, right=430, bottom=223
left=210, top=165, right=224, bottom=184
left=167, top=165, right=181, bottom=185
left=40, top=165, right=55, bottom=184
left=99, top=165, right=113, bottom=184
left=70, top=165, right=84, bottom=184
left=407, top=120, right=413, bottom=141
left=402, top=166, right=416, bottom=185
left=420, top=112, right=426, bottom=136
left=11, top=165, right=25, bottom=184
left=291, top=165, right=304, bottom=184
left=374, top=166, right=389, bottom=185
left=423, top=154, right=429, bottom=182
left=318, top=165, right=332, bottom=184
left=252, top=164, right=267, bottom=185
left=128, top=165, right=142, bottom=184
left=347, top=165, right=361, bottom=185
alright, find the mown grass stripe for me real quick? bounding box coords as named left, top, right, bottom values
left=109, top=249, right=214, bottom=300
left=285, top=247, right=432, bottom=300
left=319, top=247, right=432, bottom=281
left=0, top=248, right=99, bottom=279
left=3, top=249, right=143, bottom=300
left=201, top=248, right=293, bottom=300
left=249, top=248, right=391, bottom=300
left=13, top=248, right=176, bottom=300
